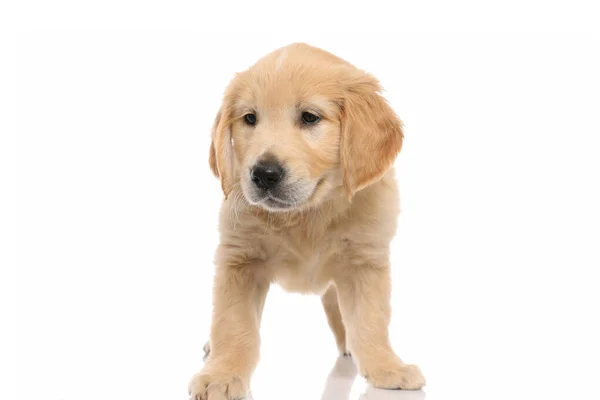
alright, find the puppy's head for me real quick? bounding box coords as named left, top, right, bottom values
left=209, top=43, right=403, bottom=212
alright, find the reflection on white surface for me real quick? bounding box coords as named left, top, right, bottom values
left=319, top=356, right=358, bottom=400
left=358, top=387, right=426, bottom=400
left=319, top=356, right=425, bottom=400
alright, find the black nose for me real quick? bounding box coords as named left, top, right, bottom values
left=250, top=162, right=284, bottom=189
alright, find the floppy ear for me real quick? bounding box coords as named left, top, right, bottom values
left=208, top=107, right=235, bottom=199
left=341, top=75, right=404, bottom=198
left=208, top=110, right=222, bottom=178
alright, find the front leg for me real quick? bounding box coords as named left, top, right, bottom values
left=334, top=265, right=425, bottom=390
left=189, top=264, right=269, bottom=400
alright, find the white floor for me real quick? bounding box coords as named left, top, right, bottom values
left=241, top=354, right=426, bottom=400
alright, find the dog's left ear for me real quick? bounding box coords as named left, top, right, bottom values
left=341, top=73, right=404, bottom=199
left=208, top=107, right=235, bottom=199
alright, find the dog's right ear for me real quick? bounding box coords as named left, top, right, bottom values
left=208, top=107, right=235, bottom=199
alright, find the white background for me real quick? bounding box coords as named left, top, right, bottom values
left=5, top=2, right=600, bottom=400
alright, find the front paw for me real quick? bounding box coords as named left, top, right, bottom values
left=367, top=363, right=425, bottom=390
left=188, top=369, right=248, bottom=400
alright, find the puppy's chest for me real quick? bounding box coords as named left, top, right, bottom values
left=268, top=229, right=341, bottom=294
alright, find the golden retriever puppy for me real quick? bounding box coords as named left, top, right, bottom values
left=189, top=43, right=425, bottom=400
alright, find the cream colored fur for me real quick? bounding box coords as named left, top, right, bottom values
left=189, top=43, right=425, bottom=400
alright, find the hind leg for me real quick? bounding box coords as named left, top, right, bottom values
left=321, top=284, right=350, bottom=355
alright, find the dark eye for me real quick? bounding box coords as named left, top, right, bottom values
left=244, top=113, right=257, bottom=126
left=301, top=111, right=320, bottom=125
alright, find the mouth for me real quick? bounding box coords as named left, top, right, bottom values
left=250, top=191, right=300, bottom=211
left=247, top=178, right=325, bottom=212
left=261, top=195, right=295, bottom=210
